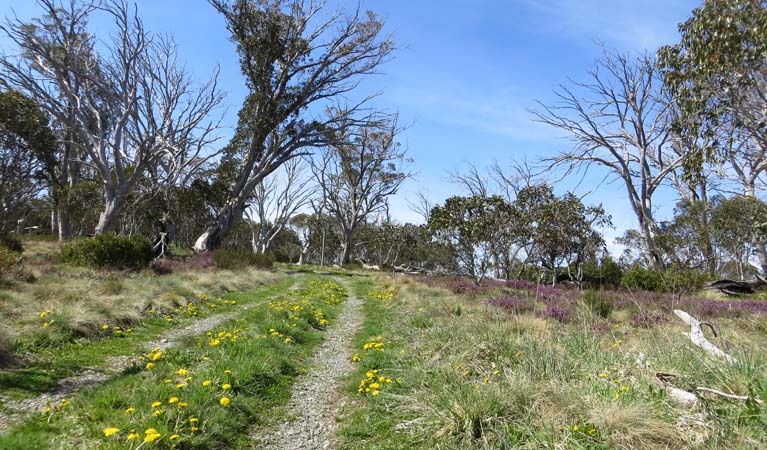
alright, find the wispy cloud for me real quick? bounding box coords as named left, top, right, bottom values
left=516, top=0, right=696, bottom=51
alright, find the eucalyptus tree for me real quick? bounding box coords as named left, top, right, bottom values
left=0, top=90, right=53, bottom=232
left=312, top=114, right=409, bottom=264
left=0, top=0, right=224, bottom=235
left=244, top=157, right=313, bottom=254
left=660, top=0, right=767, bottom=271
left=193, top=0, right=393, bottom=252
left=428, top=195, right=514, bottom=284
left=532, top=49, right=681, bottom=270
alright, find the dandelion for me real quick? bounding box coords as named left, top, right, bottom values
left=168, top=397, right=179, bottom=404
left=189, top=418, right=198, bottom=423
left=598, top=372, right=609, bottom=378
left=178, top=401, right=189, bottom=408
left=220, top=397, right=231, bottom=406
left=42, top=407, right=52, bottom=414
left=572, top=425, right=579, bottom=432
left=224, top=369, right=232, bottom=374
left=191, top=426, right=199, bottom=432
left=222, top=383, right=231, bottom=390
left=151, top=401, right=162, bottom=408
left=175, top=368, right=188, bottom=376
left=176, top=383, right=186, bottom=389
left=42, top=322, right=50, bottom=328
left=202, top=379, right=212, bottom=387
left=101, top=324, right=109, bottom=330
left=372, top=390, right=380, bottom=396
left=145, top=362, right=155, bottom=370
left=170, top=434, right=180, bottom=440
left=127, top=430, right=139, bottom=440
left=125, top=407, right=136, bottom=414
left=103, top=427, right=120, bottom=437
left=152, top=409, right=164, bottom=416
left=351, top=354, right=361, bottom=362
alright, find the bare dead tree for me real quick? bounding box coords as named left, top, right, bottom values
left=531, top=49, right=682, bottom=270
left=193, top=0, right=394, bottom=252
left=448, top=162, right=489, bottom=198
left=312, top=113, right=411, bottom=264
left=0, top=0, right=224, bottom=235
left=244, top=156, right=313, bottom=254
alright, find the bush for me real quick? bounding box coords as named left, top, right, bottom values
left=0, top=246, right=21, bottom=279
left=0, top=233, right=23, bottom=253
left=583, top=289, right=613, bottom=319
left=213, top=249, right=275, bottom=270
left=621, top=265, right=663, bottom=291
left=61, top=233, right=153, bottom=269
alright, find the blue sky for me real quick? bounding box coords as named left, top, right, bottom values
left=1, top=0, right=702, bottom=252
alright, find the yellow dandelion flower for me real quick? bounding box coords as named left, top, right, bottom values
left=42, top=322, right=50, bottom=328
left=175, top=368, right=188, bottom=376
left=372, top=390, right=380, bottom=396
left=189, top=417, right=198, bottom=423
left=190, top=426, right=199, bottom=432
left=202, top=379, right=212, bottom=387
left=224, top=369, right=232, bottom=374
left=101, top=324, right=109, bottom=330
left=572, top=425, right=579, bottom=432
left=175, top=383, right=186, bottom=389
left=220, top=397, right=231, bottom=406
left=222, top=383, right=231, bottom=390
left=151, top=401, right=162, bottom=408
left=168, top=397, right=179, bottom=404
left=125, top=407, right=136, bottom=414
left=178, top=402, right=188, bottom=408
left=169, top=434, right=180, bottom=440
left=144, top=432, right=161, bottom=443
left=152, top=408, right=164, bottom=416
left=151, top=352, right=163, bottom=361
left=598, top=372, right=609, bottom=378
left=145, top=362, right=155, bottom=370
left=103, top=427, right=120, bottom=437
left=127, top=430, right=139, bottom=440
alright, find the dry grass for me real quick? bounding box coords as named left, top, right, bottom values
left=0, top=240, right=283, bottom=347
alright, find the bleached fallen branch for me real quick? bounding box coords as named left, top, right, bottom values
left=656, top=373, right=698, bottom=408
left=695, top=387, right=763, bottom=404
left=673, top=310, right=737, bottom=364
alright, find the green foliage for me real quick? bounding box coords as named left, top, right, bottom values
left=61, top=233, right=153, bottom=270
left=583, top=289, right=613, bottom=319
left=621, top=265, right=664, bottom=292
left=0, top=233, right=23, bottom=252
left=0, top=246, right=21, bottom=279
left=659, top=0, right=767, bottom=176
left=213, top=249, right=275, bottom=270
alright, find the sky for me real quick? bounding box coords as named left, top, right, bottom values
left=0, top=0, right=702, bottom=254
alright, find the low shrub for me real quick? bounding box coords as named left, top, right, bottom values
left=0, top=233, right=23, bottom=252
left=213, top=249, right=275, bottom=270
left=621, top=265, right=663, bottom=292
left=61, top=233, right=153, bottom=270
left=583, top=289, right=613, bottom=319
left=0, top=246, right=21, bottom=279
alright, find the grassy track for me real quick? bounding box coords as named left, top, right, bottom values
left=0, top=274, right=348, bottom=449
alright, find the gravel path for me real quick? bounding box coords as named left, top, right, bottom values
left=253, top=288, right=363, bottom=450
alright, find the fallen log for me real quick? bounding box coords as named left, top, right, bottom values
left=673, top=310, right=737, bottom=364
left=705, top=275, right=767, bottom=296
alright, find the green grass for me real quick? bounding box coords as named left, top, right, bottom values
left=338, top=275, right=767, bottom=450
left=0, top=276, right=348, bottom=449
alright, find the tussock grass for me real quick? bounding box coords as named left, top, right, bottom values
left=340, top=274, right=767, bottom=449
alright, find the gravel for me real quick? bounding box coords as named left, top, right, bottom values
left=254, top=288, right=363, bottom=450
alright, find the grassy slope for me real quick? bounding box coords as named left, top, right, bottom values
left=339, top=275, right=767, bottom=450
